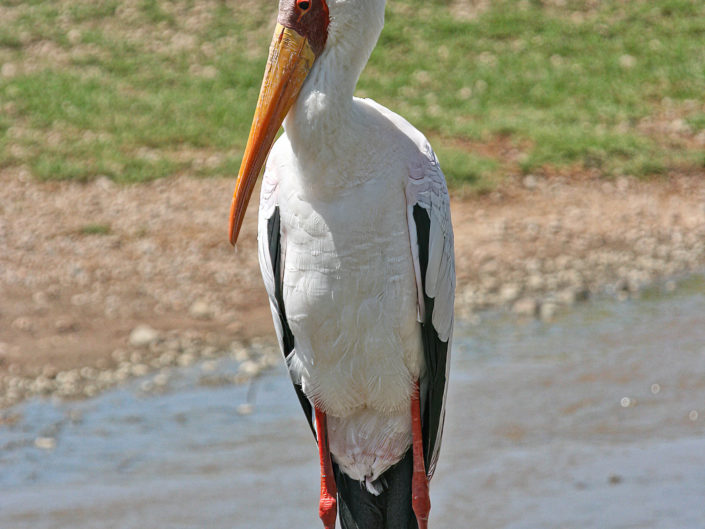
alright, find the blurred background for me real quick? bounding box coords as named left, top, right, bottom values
left=1, top=0, right=705, bottom=527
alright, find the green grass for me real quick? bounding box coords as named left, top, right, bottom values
left=433, top=143, right=499, bottom=192
left=79, top=223, right=111, bottom=235
left=0, top=0, right=704, bottom=190
left=688, top=114, right=705, bottom=132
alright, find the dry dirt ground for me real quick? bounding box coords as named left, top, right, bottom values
left=1, top=167, right=705, bottom=406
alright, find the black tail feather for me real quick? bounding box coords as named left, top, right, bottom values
left=334, top=448, right=419, bottom=529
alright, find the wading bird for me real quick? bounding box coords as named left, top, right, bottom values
left=228, top=1, right=454, bottom=527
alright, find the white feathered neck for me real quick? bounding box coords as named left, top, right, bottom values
left=283, top=0, right=386, bottom=176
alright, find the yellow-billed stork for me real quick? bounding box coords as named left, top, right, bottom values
left=228, top=1, right=455, bottom=527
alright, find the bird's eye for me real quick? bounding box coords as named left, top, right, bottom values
left=297, top=0, right=311, bottom=10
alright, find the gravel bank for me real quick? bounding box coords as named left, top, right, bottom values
left=1, top=169, right=704, bottom=407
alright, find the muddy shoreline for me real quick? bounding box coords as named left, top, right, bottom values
left=1, top=170, right=705, bottom=408
left=3, top=279, right=705, bottom=528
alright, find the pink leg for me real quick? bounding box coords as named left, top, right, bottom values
left=315, top=407, right=337, bottom=529
left=411, top=380, right=430, bottom=529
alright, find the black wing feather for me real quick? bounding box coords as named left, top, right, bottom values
left=267, top=207, right=316, bottom=438
left=413, top=204, right=450, bottom=471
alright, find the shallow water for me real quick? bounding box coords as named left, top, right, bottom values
left=2, top=277, right=705, bottom=529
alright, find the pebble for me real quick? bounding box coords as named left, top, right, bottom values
left=177, top=352, right=196, bottom=367
left=34, top=437, right=56, bottom=450
left=522, top=175, right=538, bottom=189
left=189, top=300, right=214, bottom=320
left=153, top=373, right=170, bottom=387
left=130, top=364, right=150, bottom=377
left=3, top=203, right=705, bottom=409
left=80, top=367, right=97, bottom=379
left=232, top=346, right=251, bottom=362
left=239, top=360, right=261, bottom=377
left=129, top=325, right=160, bottom=347
left=608, top=474, right=623, bottom=485
left=0, top=329, right=284, bottom=406
left=237, top=403, right=254, bottom=416
left=159, top=351, right=176, bottom=366
left=201, top=360, right=218, bottom=373
left=500, top=283, right=521, bottom=303
left=513, top=297, right=539, bottom=317
left=11, top=317, right=34, bottom=332
left=55, top=318, right=79, bottom=333
left=540, top=302, right=558, bottom=322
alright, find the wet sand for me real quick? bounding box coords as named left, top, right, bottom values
left=2, top=276, right=704, bottom=528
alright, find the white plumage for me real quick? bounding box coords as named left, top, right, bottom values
left=229, top=1, right=455, bottom=521
left=256, top=17, right=455, bottom=486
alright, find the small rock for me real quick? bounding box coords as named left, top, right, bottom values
left=35, top=437, right=56, bottom=450
left=540, top=302, right=557, bottom=322
left=615, top=278, right=630, bottom=293
left=129, top=325, right=160, bottom=347
left=527, top=274, right=544, bottom=291
left=522, top=174, right=538, bottom=189
left=239, top=360, right=260, bottom=377
left=153, top=373, right=170, bottom=386
left=513, top=297, right=538, bottom=317
left=237, top=403, right=254, bottom=415
left=11, top=317, right=34, bottom=332
left=55, top=318, right=79, bottom=333
left=131, top=364, right=149, bottom=377
left=555, top=289, right=576, bottom=305
left=231, top=345, right=250, bottom=362
left=158, top=351, right=176, bottom=366
left=201, top=360, right=217, bottom=373
left=574, top=287, right=590, bottom=302
left=499, top=283, right=521, bottom=303
left=79, top=367, right=97, bottom=380
left=97, top=370, right=115, bottom=384
left=189, top=300, right=213, bottom=320
left=30, top=376, right=53, bottom=395
left=32, top=291, right=49, bottom=306
left=202, top=346, right=217, bottom=358
left=42, top=365, right=58, bottom=379
left=177, top=352, right=195, bottom=367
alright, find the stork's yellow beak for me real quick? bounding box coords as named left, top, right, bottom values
left=228, top=24, right=316, bottom=245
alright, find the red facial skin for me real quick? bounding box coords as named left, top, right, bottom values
left=277, top=0, right=330, bottom=56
